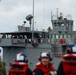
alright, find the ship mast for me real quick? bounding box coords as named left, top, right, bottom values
left=57, top=8, right=58, bottom=19
left=51, top=11, right=52, bottom=20
left=32, top=0, right=34, bottom=41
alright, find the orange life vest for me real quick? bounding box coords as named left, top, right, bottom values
left=33, top=62, right=56, bottom=75
left=62, top=54, right=76, bottom=75
left=9, top=62, right=28, bottom=75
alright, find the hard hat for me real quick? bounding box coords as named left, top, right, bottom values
left=40, top=52, right=51, bottom=58
left=38, top=52, right=52, bottom=61
left=20, top=53, right=27, bottom=58
left=67, top=44, right=76, bottom=53
left=16, top=53, right=28, bottom=63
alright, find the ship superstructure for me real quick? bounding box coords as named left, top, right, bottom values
left=0, top=12, right=76, bottom=74
left=48, top=12, right=76, bottom=55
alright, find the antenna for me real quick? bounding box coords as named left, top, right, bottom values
left=51, top=11, right=53, bottom=20
left=57, top=8, right=59, bottom=19
left=32, top=0, right=34, bottom=41
left=22, top=21, right=26, bottom=27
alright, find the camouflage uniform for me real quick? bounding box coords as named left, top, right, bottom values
left=0, top=61, right=6, bottom=75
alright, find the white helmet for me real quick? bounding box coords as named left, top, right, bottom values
left=38, top=52, right=52, bottom=61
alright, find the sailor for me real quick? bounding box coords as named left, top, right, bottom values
left=0, top=47, right=6, bottom=75
left=33, top=52, right=56, bottom=75
left=57, top=44, right=76, bottom=75
left=0, top=60, right=6, bottom=75
left=16, top=52, right=33, bottom=75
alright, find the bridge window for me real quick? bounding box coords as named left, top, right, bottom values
left=54, top=22, right=57, bottom=26
left=68, top=35, right=71, bottom=38
left=48, top=35, right=51, bottom=38
left=61, top=24, right=64, bottom=26
left=24, top=35, right=27, bottom=39
left=0, top=34, right=2, bottom=38
left=64, top=35, right=67, bottom=38
left=58, top=22, right=61, bottom=26
left=8, top=35, right=12, bottom=38
left=56, top=35, right=59, bottom=39
left=51, top=35, right=55, bottom=39
left=60, top=35, right=63, bottom=39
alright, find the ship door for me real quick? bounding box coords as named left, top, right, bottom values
left=0, top=47, right=3, bottom=61
left=62, top=45, right=67, bottom=54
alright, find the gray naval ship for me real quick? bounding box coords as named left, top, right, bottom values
left=0, top=12, right=76, bottom=74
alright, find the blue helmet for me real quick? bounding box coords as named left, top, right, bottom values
left=16, top=52, right=28, bottom=63
left=67, top=44, right=76, bottom=53
left=38, top=52, right=53, bottom=61
left=20, top=53, right=27, bottom=58
left=40, top=52, right=51, bottom=58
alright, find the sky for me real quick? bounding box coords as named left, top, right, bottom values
left=0, top=0, right=76, bottom=32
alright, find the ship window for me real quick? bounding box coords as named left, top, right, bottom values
left=56, top=35, right=59, bottom=39
left=24, top=35, right=27, bottom=39
left=0, top=34, right=2, bottom=38
left=61, top=24, right=64, bottom=26
left=68, top=35, right=71, bottom=38
left=8, top=35, right=12, bottom=38
left=19, top=35, right=23, bottom=39
left=54, top=22, right=57, bottom=26
left=58, top=22, right=61, bottom=26
left=64, top=35, right=67, bottom=38
left=66, top=24, right=68, bottom=26
left=55, top=24, right=57, bottom=26
left=28, top=39, right=31, bottom=43
left=60, top=35, right=63, bottom=39
left=52, top=35, right=55, bottom=39
left=54, top=22, right=56, bottom=25
left=48, top=35, right=51, bottom=38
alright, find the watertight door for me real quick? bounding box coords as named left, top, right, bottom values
left=62, top=45, right=67, bottom=54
